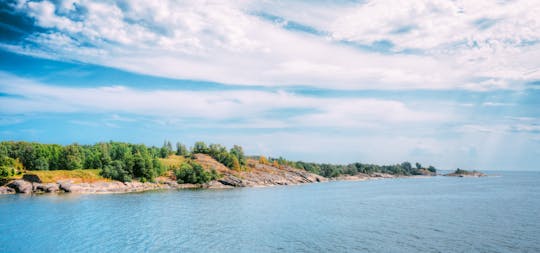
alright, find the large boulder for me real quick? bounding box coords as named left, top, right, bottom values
left=7, top=180, right=33, bottom=193
left=205, top=180, right=234, bottom=189
left=218, top=175, right=246, bottom=187
left=58, top=180, right=82, bottom=192
left=35, top=183, right=60, bottom=193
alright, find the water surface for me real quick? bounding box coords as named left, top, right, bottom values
left=1, top=171, right=539, bottom=252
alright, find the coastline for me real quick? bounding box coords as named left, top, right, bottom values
left=0, top=173, right=442, bottom=195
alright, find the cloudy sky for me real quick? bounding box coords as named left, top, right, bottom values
left=1, top=0, right=539, bottom=170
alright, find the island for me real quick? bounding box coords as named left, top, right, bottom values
left=1, top=140, right=445, bottom=195
left=444, top=168, right=487, bottom=177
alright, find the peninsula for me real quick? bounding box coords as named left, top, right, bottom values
left=1, top=140, right=447, bottom=195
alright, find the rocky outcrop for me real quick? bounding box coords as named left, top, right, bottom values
left=205, top=180, right=234, bottom=189
left=0, top=186, right=15, bottom=194
left=192, top=153, right=327, bottom=188
left=218, top=175, right=246, bottom=187
left=7, top=180, right=33, bottom=194
left=34, top=183, right=60, bottom=193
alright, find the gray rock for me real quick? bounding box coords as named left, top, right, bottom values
left=42, top=183, right=60, bottom=193
left=58, top=180, right=74, bottom=192
left=34, top=183, right=60, bottom=193
left=33, top=183, right=43, bottom=192
left=205, top=180, right=234, bottom=189
left=218, top=175, right=246, bottom=187
left=7, top=180, right=33, bottom=194
left=0, top=186, right=15, bottom=194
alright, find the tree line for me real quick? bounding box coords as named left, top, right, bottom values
left=259, top=156, right=436, bottom=177
left=0, top=140, right=246, bottom=183
left=1, top=140, right=436, bottom=183
left=0, top=141, right=167, bottom=182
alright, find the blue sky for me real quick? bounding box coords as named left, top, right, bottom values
left=1, top=0, right=539, bottom=170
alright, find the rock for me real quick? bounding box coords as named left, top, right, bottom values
left=33, top=183, right=43, bottom=192
left=0, top=186, right=15, bottom=194
left=218, top=175, right=246, bottom=187
left=58, top=180, right=74, bottom=192
left=205, top=180, right=234, bottom=189
left=33, top=183, right=59, bottom=193
left=22, top=174, right=42, bottom=183
left=7, top=180, right=33, bottom=194
left=42, top=183, right=60, bottom=192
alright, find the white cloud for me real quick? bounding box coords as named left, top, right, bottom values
left=482, top=102, right=514, bottom=107
left=252, top=0, right=540, bottom=88
left=5, top=0, right=538, bottom=90
left=0, top=72, right=449, bottom=128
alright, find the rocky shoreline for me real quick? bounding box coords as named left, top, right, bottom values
left=0, top=176, right=326, bottom=195
left=0, top=154, right=484, bottom=195
left=0, top=172, right=437, bottom=195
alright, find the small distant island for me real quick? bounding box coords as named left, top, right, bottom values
left=444, top=168, right=487, bottom=177
left=0, top=140, right=481, bottom=195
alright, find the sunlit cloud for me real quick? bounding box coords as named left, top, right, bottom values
left=2, top=0, right=538, bottom=90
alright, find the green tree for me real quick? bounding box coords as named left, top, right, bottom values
left=62, top=144, right=84, bottom=170
left=230, top=145, right=245, bottom=166
left=192, top=141, right=209, bottom=154
left=176, top=142, right=189, bottom=156
left=175, top=161, right=219, bottom=184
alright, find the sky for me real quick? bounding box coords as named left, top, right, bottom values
left=0, top=0, right=539, bottom=171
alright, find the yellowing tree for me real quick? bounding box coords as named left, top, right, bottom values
left=232, top=156, right=241, bottom=171
left=259, top=156, right=268, bottom=165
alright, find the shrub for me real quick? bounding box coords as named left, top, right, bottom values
left=175, top=161, right=219, bottom=184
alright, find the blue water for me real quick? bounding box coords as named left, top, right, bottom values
left=1, top=172, right=539, bottom=253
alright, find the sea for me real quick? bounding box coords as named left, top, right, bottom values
left=1, top=171, right=539, bottom=253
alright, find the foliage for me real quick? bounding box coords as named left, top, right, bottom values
left=0, top=140, right=438, bottom=181
left=0, top=155, right=23, bottom=178
left=0, top=141, right=166, bottom=182
left=0, top=165, right=14, bottom=178
left=288, top=158, right=437, bottom=178
left=174, top=161, right=219, bottom=184
left=259, top=156, right=268, bottom=165
left=454, top=168, right=468, bottom=174
left=160, top=141, right=174, bottom=158
left=190, top=141, right=246, bottom=170
left=176, top=142, right=189, bottom=156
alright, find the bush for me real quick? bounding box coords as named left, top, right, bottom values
left=0, top=165, right=13, bottom=178
left=101, top=160, right=132, bottom=182
left=175, top=161, right=219, bottom=184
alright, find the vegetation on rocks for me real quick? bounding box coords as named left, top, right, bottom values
left=174, top=161, right=220, bottom=184
left=261, top=157, right=437, bottom=178
left=1, top=140, right=438, bottom=187
left=191, top=142, right=246, bottom=171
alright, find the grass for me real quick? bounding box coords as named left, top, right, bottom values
left=26, top=169, right=108, bottom=183
left=159, top=155, right=186, bottom=169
